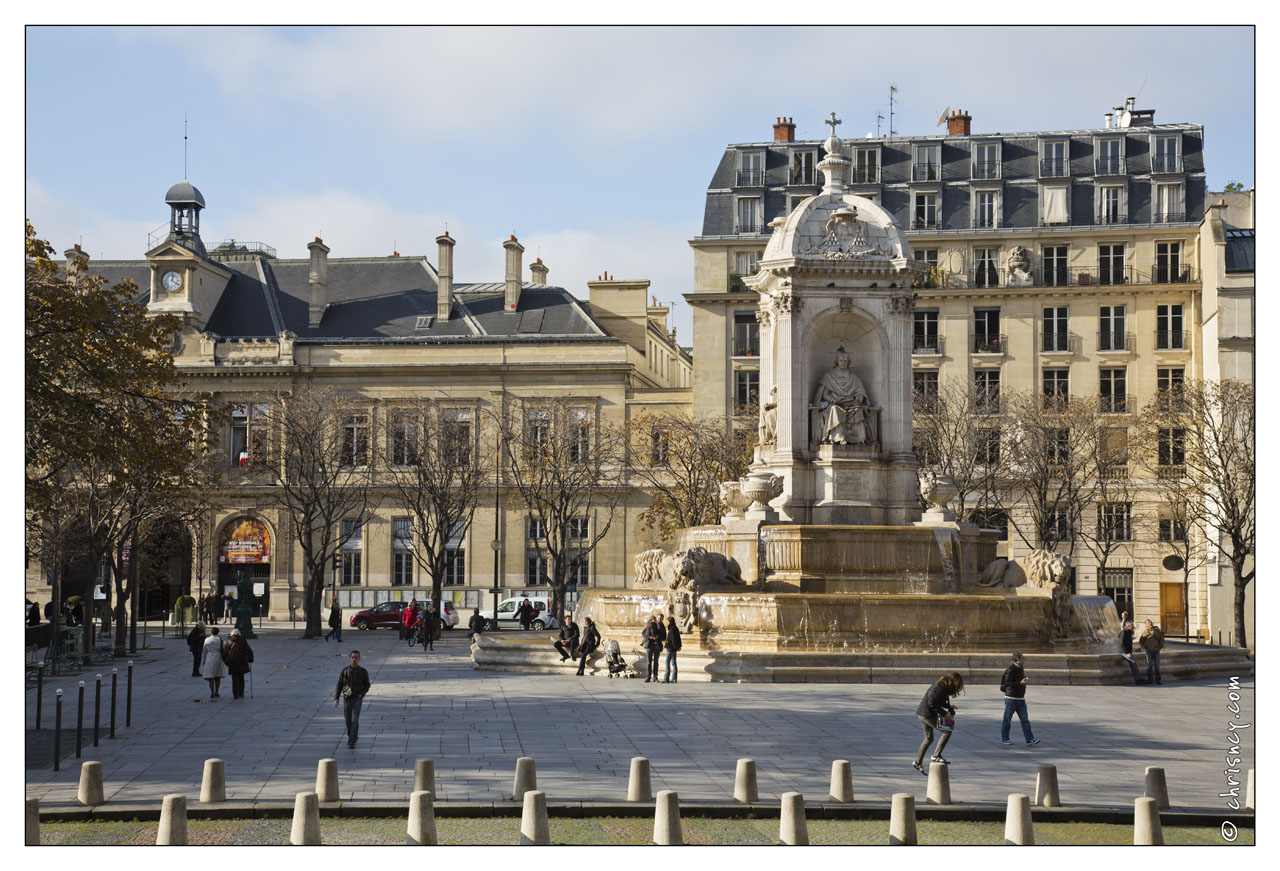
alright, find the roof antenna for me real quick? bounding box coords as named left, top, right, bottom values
left=888, top=84, right=898, bottom=138
left=1135, top=74, right=1149, bottom=103
left=183, top=112, right=188, bottom=179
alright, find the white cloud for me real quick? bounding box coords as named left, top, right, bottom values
left=26, top=179, right=160, bottom=259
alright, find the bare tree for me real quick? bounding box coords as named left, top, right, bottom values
left=252, top=387, right=382, bottom=638
left=385, top=397, right=490, bottom=630
left=626, top=410, right=755, bottom=544
left=1074, top=404, right=1138, bottom=590
left=493, top=394, right=630, bottom=624
left=913, top=380, right=1008, bottom=521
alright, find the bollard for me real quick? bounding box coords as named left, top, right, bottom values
left=93, top=674, right=102, bottom=748
left=75, top=681, right=84, bottom=758
left=1246, top=768, right=1254, bottom=810
left=1035, top=764, right=1060, bottom=807
left=1133, top=796, right=1164, bottom=845
left=156, top=794, right=188, bottom=845
left=779, top=792, right=809, bottom=845
left=126, top=661, right=133, bottom=728
left=25, top=798, right=38, bottom=846
left=829, top=759, right=854, bottom=803
left=1144, top=766, right=1170, bottom=809
left=289, top=791, right=321, bottom=845
left=1003, top=793, right=1034, bottom=845
left=316, top=758, right=339, bottom=803
left=53, top=690, right=62, bottom=771
left=201, top=759, right=226, bottom=802
left=627, top=757, right=652, bottom=802
left=77, top=760, right=105, bottom=806
left=519, top=789, right=550, bottom=845
left=733, top=758, right=758, bottom=803
left=36, top=665, right=43, bottom=730
left=511, top=756, right=537, bottom=801
left=653, top=790, right=683, bottom=845
left=407, top=790, right=437, bottom=845
left=926, top=761, right=951, bottom=805
left=110, top=669, right=117, bottom=738
left=889, top=792, right=917, bottom=845
left=413, top=758, right=436, bottom=798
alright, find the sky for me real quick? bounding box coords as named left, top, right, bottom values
left=25, top=25, right=1256, bottom=342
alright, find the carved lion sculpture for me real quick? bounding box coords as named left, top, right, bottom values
left=979, top=550, right=1074, bottom=636
left=640, top=546, right=746, bottom=633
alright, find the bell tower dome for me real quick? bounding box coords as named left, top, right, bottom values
left=164, top=179, right=207, bottom=257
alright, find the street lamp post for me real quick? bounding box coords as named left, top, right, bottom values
left=489, top=482, right=502, bottom=630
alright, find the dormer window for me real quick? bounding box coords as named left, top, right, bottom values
left=1096, top=138, right=1125, bottom=175
left=1152, top=135, right=1181, bottom=173
left=736, top=197, right=761, bottom=234
left=972, top=142, right=1001, bottom=179
left=913, top=145, right=940, bottom=181
left=854, top=147, right=880, bottom=184
left=790, top=150, right=816, bottom=185
left=1041, top=140, right=1068, bottom=177
left=737, top=150, right=763, bottom=186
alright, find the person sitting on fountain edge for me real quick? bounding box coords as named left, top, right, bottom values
left=555, top=615, right=580, bottom=662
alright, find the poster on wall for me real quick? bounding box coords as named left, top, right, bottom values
left=218, top=518, right=271, bottom=564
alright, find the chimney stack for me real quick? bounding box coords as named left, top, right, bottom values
left=773, top=116, right=796, bottom=142
left=530, top=256, right=549, bottom=285
left=504, top=235, right=525, bottom=311
left=1104, top=112, right=1113, bottom=128
left=946, top=109, right=972, bottom=136
left=307, top=236, right=330, bottom=328
left=436, top=231, right=455, bottom=321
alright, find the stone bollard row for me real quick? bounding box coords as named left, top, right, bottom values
left=1134, top=796, right=1164, bottom=845
left=290, top=791, right=321, bottom=845
left=512, top=757, right=537, bottom=801
left=520, top=790, right=550, bottom=845
left=889, top=792, right=917, bottom=845
left=653, top=790, right=683, bottom=845
left=201, top=758, right=226, bottom=803
left=1003, top=793, right=1034, bottom=845
left=316, top=758, right=339, bottom=803
left=779, top=792, right=808, bottom=845
left=627, top=756, right=652, bottom=802
left=733, top=758, right=758, bottom=803
left=926, top=761, right=951, bottom=805
left=407, top=790, right=437, bottom=845
left=77, top=761, right=105, bottom=806
left=1144, top=766, right=1170, bottom=809
left=157, top=794, right=188, bottom=845
left=829, top=759, right=854, bottom=803
left=1035, top=764, right=1060, bottom=807
left=25, top=798, right=38, bottom=846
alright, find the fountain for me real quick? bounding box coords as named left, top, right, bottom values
left=473, top=115, right=1252, bottom=684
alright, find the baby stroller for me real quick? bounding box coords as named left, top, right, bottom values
left=604, top=639, right=635, bottom=679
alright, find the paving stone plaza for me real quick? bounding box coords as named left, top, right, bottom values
left=26, top=626, right=1253, bottom=813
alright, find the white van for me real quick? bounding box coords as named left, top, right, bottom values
left=489, top=596, right=558, bottom=630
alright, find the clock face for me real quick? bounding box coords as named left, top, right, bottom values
left=161, top=270, right=183, bottom=292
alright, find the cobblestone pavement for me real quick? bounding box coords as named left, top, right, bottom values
left=25, top=625, right=1254, bottom=810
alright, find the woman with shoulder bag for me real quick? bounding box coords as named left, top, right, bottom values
left=911, top=671, right=964, bottom=774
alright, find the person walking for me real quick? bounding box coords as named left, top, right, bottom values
left=555, top=616, right=580, bottom=661
left=1139, top=619, right=1165, bottom=685
left=912, top=672, right=964, bottom=774
left=518, top=597, right=534, bottom=631
left=324, top=598, right=343, bottom=643
left=999, top=652, right=1040, bottom=745
left=224, top=591, right=236, bottom=622
left=334, top=650, right=372, bottom=749
left=186, top=622, right=207, bottom=677
left=662, top=615, right=682, bottom=684
left=422, top=604, right=437, bottom=650
left=223, top=628, right=255, bottom=699
left=401, top=600, right=419, bottom=642
left=642, top=614, right=665, bottom=683
left=467, top=608, right=487, bottom=641
left=201, top=626, right=227, bottom=699
left=1120, top=620, right=1146, bottom=684
left=577, top=617, right=601, bottom=676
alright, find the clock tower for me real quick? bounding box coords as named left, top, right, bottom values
left=146, top=179, right=232, bottom=331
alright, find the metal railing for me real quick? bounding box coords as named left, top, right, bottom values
left=973, top=214, right=998, bottom=229
left=733, top=337, right=760, bottom=357
left=1040, top=158, right=1069, bottom=177
left=1098, top=393, right=1133, bottom=414
left=736, top=169, right=763, bottom=186
left=1151, top=264, right=1194, bottom=283
left=1156, top=330, right=1188, bottom=350
left=1095, top=157, right=1126, bottom=175
left=1151, top=212, right=1187, bottom=224
left=972, top=333, right=1006, bottom=354
left=1156, top=465, right=1187, bottom=479
left=1150, top=154, right=1182, bottom=173
left=912, top=216, right=939, bottom=230
left=971, top=266, right=1003, bottom=288
left=912, top=163, right=941, bottom=181
left=212, top=239, right=278, bottom=258
left=1038, top=267, right=1073, bottom=288
left=1100, top=464, right=1130, bottom=480
left=1097, top=331, right=1134, bottom=352
left=1073, top=266, right=1134, bottom=286
left=1096, top=212, right=1129, bottom=226
left=736, top=220, right=761, bottom=234
left=852, top=166, right=880, bottom=184
left=912, top=335, right=943, bottom=355
left=1042, top=331, right=1073, bottom=353
left=971, top=161, right=1001, bottom=179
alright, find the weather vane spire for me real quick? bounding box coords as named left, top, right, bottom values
left=183, top=112, right=188, bottom=179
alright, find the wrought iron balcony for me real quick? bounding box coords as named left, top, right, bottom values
left=1097, top=331, right=1134, bottom=352
left=1151, top=264, right=1194, bottom=283
left=972, top=333, right=1006, bottom=355
left=1150, top=154, right=1182, bottom=173
left=912, top=163, right=941, bottom=181
left=1042, top=331, right=1073, bottom=353
left=1039, top=267, right=1073, bottom=288
left=912, top=216, right=939, bottom=230
left=1040, top=158, right=1069, bottom=177
left=733, top=337, right=760, bottom=357
left=1096, top=212, right=1129, bottom=226
left=1072, top=266, right=1133, bottom=286
left=852, top=166, right=880, bottom=184
left=973, top=214, right=998, bottom=229
left=1156, top=464, right=1187, bottom=479
left=1156, top=330, right=1188, bottom=351
left=1151, top=211, right=1188, bottom=224
left=736, top=219, right=761, bottom=234
left=1094, top=157, right=1127, bottom=175
left=1100, top=464, right=1130, bottom=480
left=736, top=169, right=763, bottom=186
left=971, top=266, right=1003, bottom=288
left=1098, top=393, right=1133, bottom=414
left=971, top=161, right=1001, bottom=179
left=912, top=335, right=943, bottom=355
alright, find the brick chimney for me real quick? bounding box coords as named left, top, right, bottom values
left=773, top=116, right=796, bottom=142
left=64, top=242, right=89, bottom=274
left=436, top=231, right=455, bottom=321
left=530, top=256, right=549, bottom=285
left=947, top=109, right=972, bottom=136
left=503, top=235, right=524, bottom=311
left=307, top=236, right=330, bottom=328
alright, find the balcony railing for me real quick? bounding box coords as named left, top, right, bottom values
left=1094, top=157, right=1126, bottom=175
left=1072, top=265, right=1134, bottom=286
left=971, top=161, right=1001, bottom=180
left=852, top=166, right=880, bottom=184
left=973, top=214, right=998, bottom=229
left=971, top=266, right=1003, bottom=288
left=1097, top=331, right=1134, bottom=352
left=1151, top=212, right=1187, bottom=224
left=972, top=333, right=1006, bottom=354
left=1040, top=158, right=1069, bottom=177
left=912, top=216, right=939, bottom=230
left=789, top=168, right=816, bottom=185
left=1150, top=264, right=1194, bottom=283
left=1096, top=212, right=1129, bottom=226
left=912, top=335, right=943, bottom=355
left=727, top=273, right=753, bottom=293
left=1098, top=393, right=1133, bottom=414
left=1100, top=464, right=1130, bottom=480
left=733, top=337, right=760, bottom=357
left=1156, top=330, right=1188, bottom=351
left=1156, top=465, right=1187, bottom=479
left=1150, top=154, right=1182, bottom=173
left=912, top=163, right=941, bottom=181
left=1042, top=331, right=1074, bottom=353
left=736, top=169, right=763, bottom=186
left=736, top=220, right=761, bottom=234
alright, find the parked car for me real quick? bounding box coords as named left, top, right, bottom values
left=488, top=596, right=558, bottom=630
left=349, top=599, right=460, bottom=631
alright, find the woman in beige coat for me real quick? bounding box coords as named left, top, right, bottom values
left=201, top=626, right=227, bottom=698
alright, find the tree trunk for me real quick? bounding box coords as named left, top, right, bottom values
left=1233, top=563, right=1250, bottom=649
left=304, top=564, right=325, bottom=638
left=128, top=528, right=139, bottom=654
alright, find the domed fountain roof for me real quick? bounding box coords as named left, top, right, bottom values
left=762, top=189, right=911, bottom=266
left=165, top=179, right=205, bottom=208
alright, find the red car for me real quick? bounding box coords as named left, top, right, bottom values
left=350, top=600, right=458, bottom=630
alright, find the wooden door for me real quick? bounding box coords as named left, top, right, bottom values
left=1160, top=583, right=1186, bottom=637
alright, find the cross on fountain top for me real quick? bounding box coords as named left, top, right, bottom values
left=824, top=112, right=842, bottom=136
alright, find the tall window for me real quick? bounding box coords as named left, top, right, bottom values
left=733, top=312, right=760, bottom=356
left=913, top=309, right=939, bottom=353
left=854, top=148, right=879, bottom=183
left=390, top=411, right=419, bottom=466
left=1043, top=369, right=1069, bottom=408
left=1046, top=506, right=1072, bottom=541
left=1042, top=140, right=1067, bottom=176
left=914, top=145, right=939, bottom=181
left=341, top=412, right=370, bottom=467
left=341, top=519, right=363, bottom=585
left=1154, top=183, right=1183, bottom=222
left=974, top=248, right=1000, bottom=288
left=913, top=370, right=939, bottom=412
left=975, top=190, right=998, bottom=228
left=1157, top=428, right=1186, bottom=469
left=737, top=151, right=763, bottom=186
left=1043, top=305, right=1069, bottom=351
left=1152, top=136, right=1179, bottom=173
left=443, top=408, right=472, bottom=466
left=1097, top=503, right=1133, bottom=541
left=1155, top=242, right=1183, bottom=284
left=568, top=552, right=590, bottom=589
left=974, top=307, right=1001, bottom=351
left=1099, top=186, right=1124, bottom=224
left=1101, top=427, right=1129, bottom=473
left=230, top=403, right=268, bottom=466
left=1159, top=517, right=1188, bottom=542
left=650, top=427, right=670, bottom=465
left=392, top=517, right=413, bottom=586
left=736, top=197, right=761, bottom=233
left=913, top=192, right=938, bottom=229
left=974, top=369, right=1001, bottom=414
left=1041, top=186, right=1069, bottom=224
left=1099, top=567, right=1134, bottom=610
left=568, top=517, right=589, bottom=541
left=1156, top=304, right=1184, bottom=349
left=734, top=250, right=761, bottom=277
left=567, top=408, right=591, bottom=464
left=790, top=150, right=815, bottom=185
left=527, top=517, right=545, bottom=542
left=973, top=143, right=1000, bottom=179
left=1100, top=368, right=1127, bottom=413
left=1099, top=304, right=1126, bottom=350
left=1098, top=243, right=1126, bottom=284
left=1157, top=367, right=1185, bottom=410
left=1097, top=139, right=1123, bottom=174
left=975, top=428, right=1002, bottom=465
left=1047, top=428, right=1070, bottom=466
left=1042, top=246, right=1068, bottom=287
left=443, top=521, right=465, bottom=586
left=734, top=369, right=759, bottom=413
left=526, top=553, right=549, bottom=586
left=524, top=409, right=549, bottom=460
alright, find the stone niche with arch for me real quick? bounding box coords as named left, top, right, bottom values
left=801, top=308, right=887, bottom=452
left=212, top=514, right=276, bottom=615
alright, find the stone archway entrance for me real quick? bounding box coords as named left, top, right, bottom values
left=217, top=517, right=272, bottom=618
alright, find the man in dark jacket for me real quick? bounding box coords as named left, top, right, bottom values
left=642, top=614, right=666, bottom=683
left=1139, top=619, right=1165, bottom=685
left=334, top=650, right=372, bottom=749
left=186, top=623, right=207, bottom=677
left=1120, top=621, right=1145, bottom=684
left=555, top=616, right=580, bottom=661
left=467, top=609, right=487, bottom=641
left=517, top=597, right=534, bottom=631
left=999, top=652, right=1039, bottom=745
left=662, top=616, right=682, bottom=684
left=576, top=618, right=601, bottom=676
